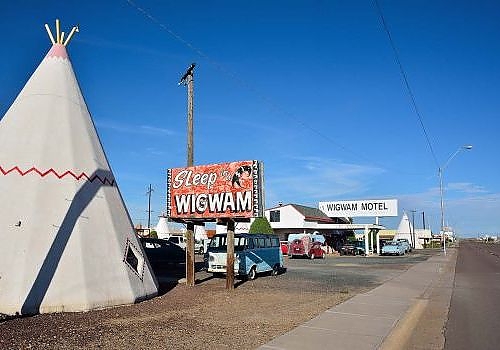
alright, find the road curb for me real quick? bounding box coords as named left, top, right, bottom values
left=379, top=298, right=428, bottom=350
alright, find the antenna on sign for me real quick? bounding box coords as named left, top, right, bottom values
left=44, top=18, right=79, bottom=46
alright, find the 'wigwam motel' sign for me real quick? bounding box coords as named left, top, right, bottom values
left=318, top=199, right=398, bottom=218
left=167, top=160, right=264, bottom=220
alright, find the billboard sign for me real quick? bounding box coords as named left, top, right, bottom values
left=167, top=160, right=264, bottom=220
left=318, top=199, right=398, bottom=218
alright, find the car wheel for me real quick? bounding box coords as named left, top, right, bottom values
left=310, top=253, right=315, bottom=260
left=271, top=264, right=280, bottom=276
left=247, top=266, right=257, bottom=280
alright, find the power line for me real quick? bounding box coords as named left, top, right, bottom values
left=124, top=1, right=377, bottom=160
left=125, top=0, right=428, bottom=176
left=374, top=0, right=440, bottom=169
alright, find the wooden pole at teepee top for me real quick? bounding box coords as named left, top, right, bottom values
left=56, top=19, right=60, bottom=44
left=44, top=24, right=56, bottom=44
left=63, top=26, right=79, bottom=46
left=44, top=19, right=79, bottom=47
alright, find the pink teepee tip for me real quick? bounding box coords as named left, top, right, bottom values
left=46, top=44, right=68, bottom=59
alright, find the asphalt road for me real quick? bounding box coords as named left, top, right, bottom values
left=444, top=241, right=500, bottom=350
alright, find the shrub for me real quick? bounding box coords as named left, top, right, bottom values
left=249, top=217, right=274, bottom=234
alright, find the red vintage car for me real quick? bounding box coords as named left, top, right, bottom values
left=290, top=237, right=325, bottom=259
left=308, top=242, right=325, bottom=259
left=289, top=237, right=309, bottom=258
left=280, top=241, right=289, bottom=255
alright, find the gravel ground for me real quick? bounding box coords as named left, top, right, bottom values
left=0, top=251, right=436, bottom=349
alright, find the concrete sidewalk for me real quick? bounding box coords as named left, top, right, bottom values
left=259, top=249, right=457, bottom=350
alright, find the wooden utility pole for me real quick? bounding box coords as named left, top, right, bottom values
left=411, top=209, right=416, bottom=249
left=146, top=184, right=154, bottom=230
left=179, top=63, right=196, bottom=287
left=226, top=219, right=235, bottom=290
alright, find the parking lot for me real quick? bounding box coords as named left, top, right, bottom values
left=0, top=250, right=439, bottom=350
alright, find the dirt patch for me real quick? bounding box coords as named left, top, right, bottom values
left=0, top=253, right=433, bottom=349
left=0, top=276, right=354, bottom=350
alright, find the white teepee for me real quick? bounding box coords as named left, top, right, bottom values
left=0, top=21, right=158, bottom=315
left=395, top=212, right=415, bottom=248
left=155, top=216, right=174, bottom=239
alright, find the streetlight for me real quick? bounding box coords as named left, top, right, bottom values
left=439, top=144, right=472, bottom=255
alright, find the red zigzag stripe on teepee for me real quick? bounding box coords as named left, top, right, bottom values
left=0, top=166, right=115, bottom=185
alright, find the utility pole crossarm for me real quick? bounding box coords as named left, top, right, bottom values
left=178, top=63, right=196, bottom=86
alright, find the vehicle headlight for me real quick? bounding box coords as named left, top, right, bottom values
left=209, top=254, right=214, bottom=262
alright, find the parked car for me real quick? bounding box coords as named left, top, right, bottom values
left=280, top=241, right=289, bottom=255
left=167, top=236, right=204, bottom=254
left=167, top=235, right=186, bottom=250
left=395, top=239, right=412, bottom=253
left=140, top=237, right=185, bottom=268
left=308, top=242, right=325, bottom=259
left=194, top=240, right=204, bottom=254
left=289, top=236, right=313, bottom=258
left=380, top=242, right=405, bottom=256
left=206, top=233, right=285, bottom=280
left=339, top=241, right=366, bottom=256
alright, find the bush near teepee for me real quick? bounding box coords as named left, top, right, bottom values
left=249, top=217, right=274, bottom=234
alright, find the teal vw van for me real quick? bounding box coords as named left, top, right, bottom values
left=206, top=233, right=285, bottom=280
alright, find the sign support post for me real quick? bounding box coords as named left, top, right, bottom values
left=186, top=222, right=195, bottom=287
left=364, top=225, right=369, bottom=256
left=226, top=219, right=235, bottom=290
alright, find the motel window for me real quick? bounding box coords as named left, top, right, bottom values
left=270, top=210, right=280, bottom=222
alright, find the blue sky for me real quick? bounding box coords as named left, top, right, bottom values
left=1, top=1, right=499, bottom=237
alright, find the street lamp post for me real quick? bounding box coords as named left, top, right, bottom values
left=439, top=145, right=472, bottom=255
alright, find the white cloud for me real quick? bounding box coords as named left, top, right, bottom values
left=139, top=125, right=175, bottom=135
left=95, top=120, right=175, bottom=136
left=145, top=147, right=166, bottom=156
left=266, top=156, right=385, bottom=203
left=388, top=187, right=500, bottom=237
left=446, top=182, right=487, bottom=194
